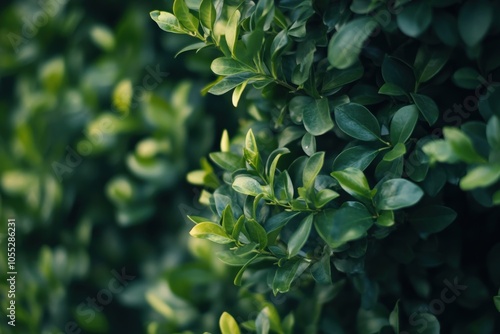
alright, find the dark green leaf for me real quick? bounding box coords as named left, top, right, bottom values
left=301, top=133, right=316, bottom=156
left=332, top=146, right=379, bottom=171
left=310, top=251, right=332, bottom=284
left=378, top=83, right=407, bottom=96
left=209, top=73, right=260, bottom=95
left=414, top=46, right=451, bottom=84
left=264, top=211, right=300, bottom=233
left=287, top=214, right=313, bottom=258
left=432, top=12, right=459, bottom=47
left=209, top=152, right=244, bottom=171
left=374, top=178, right=424, bottom=210
left=458, top=0, right=492, bottom=47
left=274, top=171, right=294, bottom=204
left=272, top=259, right=309, bottom=294
left=382, top=56, right=415, bottom=93
left=390, top=105, right=419, bottom=145
left=335, top=103, right=381, bottom=141
left=452, top=67, right=481, bottom=89
left=302, top=98, right=334, bottom=136
left=487, top=116, right=500, bottom=150
left=314, top=206, right=373, bottom=249
left=322, top=62, right=364, bottom=91
left=246, top=219, right=268, bottom=249
left=327, top=17, right=378, bottom=69
left=409, top=205, right=457, bottom=235
left=397, top=1, right=432, bottom=37
left=411, top=93, right=439, bottom=126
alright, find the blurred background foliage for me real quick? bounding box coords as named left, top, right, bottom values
left=0, top=0, right=260, bottom=333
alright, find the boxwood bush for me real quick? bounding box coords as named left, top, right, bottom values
left=151, top=0, right=500, bottom=332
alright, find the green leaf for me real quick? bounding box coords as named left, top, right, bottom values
left=270, top=29, right=289, bottom=61
left=246, top=219, right=268, bottom=249
left=322, top=62, right=364, bottom=92
left=232, top=81, right=247, bottom=107
left=209, top=152, right=244, bottom=171
left=208, top=73, right=260, bottom=95
left=422, top=139, right=460, bottom=164
left=390, top=105, right=419, bottom=145
left=255, top=308, right=271, bottom=334
left=327, top=17, right=378, bottom=69
left=150, top=11, right=187, bottom=34
left=335, top=103, right=381, bottom=141
left=389, top=300, right=400, bottom=333
left=226, top=9, right=241, bottom=55
left=287, top=214, right=313, bottom=258
left=381, top=56, right=415, bottom=93
left=376, top=210, right=394, bottom=227
left=234, top=254, right=259, bottom=286
left=458, top=0, right=493, bottom=47
left=294, top=97, right=334, bottom=136
left=331, top=167, right=372, bottom=200
left=332, top=146, right=379, bottom=171
left=211, top=57, right=253, bottom=75
left=432, top=12, right=459, bottom=47
left=374, top=179, right=424, bottom=210
left=494, top=295, right=500, bottom=312
left=378, top=83, right=407, bottom=96
left=397, top=1, right=432, bottom=37
left=272, top=259, right=309, bottom=295
left=199, top=0, right=216, bottom=30
left=222, top=205, right=235, bottom=235
left=274, top=171, right=294, bottom=204
left=408, top=205, right=457, bottom=235
left=303, top=152, right=325, bottom=189
left=356, top=305, right=389, bottom=334
left=383, top=142, right=406, bottom=162
left=443, top=127, right=487, bottom=164
left=175, top=42, right=209, bottom=57
left=314, top=207, right=373, bottom=249
left=292, top=41, right=316, bottom=86
left=173, top=0, right=199, bottom=32
left=220, top=312, right=241, bottom=334
left=264, top=211, right=300, bottom=234
left=314, top=189, right=340, bottom=208
left=232, top=176, right=263, bottom=196
left=452, top=67, right=481, bottom=89
left=190, top=222, right=233, bottom=244
left=486, top=116, right=500, bottom=150
left=266, top=147, right=290, bottom=188
left=414, top=46, right=451, bottom=84
left=301, top=133, right=316, bottom=156
left=460, top=164, right=500, bottom=190
left=411, top=93, right=439, bottom=126
left=310, top=251, right=332, bottom=284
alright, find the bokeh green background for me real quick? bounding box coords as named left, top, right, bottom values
left=0, top=0, right=252, bottom=333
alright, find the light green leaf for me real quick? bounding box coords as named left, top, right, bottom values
left=327, top=17, right=378, bottom=69
left=411, top=93, right=439, bottom=126
left=208, top=73, right=259, bottom=95
left=232, top=81, right=247, bottom=107
left=374, top=178, right=424, bottom=210
left=376, top=210, right=394, bottom=227
left=390, top=105, right=419, bottom=145
left=226, top=9, right=241, bottom=55
left=422, top=139, right=460, bottom=164
left=314, top=189, right=339, bottom=208
left=389, top=300, right=400, bottom=333
left=232, top=176, right=263, bottom=196
left=331, top=167, right=372, bottom=200
left=460, top=164, right=500, bottom=190
left=383, top=142, right=407, bottom=161
left=150, top=11, right=187, bottom=34
left=211, top=57, right=254, bottom=75
left=287, top=214, right=313, bottom=258
left=190, top=222, right=233, bottom=244
left=199, top=0, right=216, bottom=30
left=303, top=152, right=325, bottom=189
left=220, top=312, right=241, bottom=334
left=335, top=103, right=381, bottom=141
left=314, top=206, right=373, bottom=249
left=222, top=205, right=235, bottom=235
left=443, top=127, right=487, bottom=164
left=173, top=0, right=199, bottom=32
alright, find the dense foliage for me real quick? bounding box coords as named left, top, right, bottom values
left=151, top=0, right=500, bottom=333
